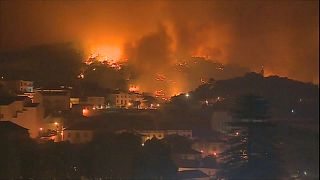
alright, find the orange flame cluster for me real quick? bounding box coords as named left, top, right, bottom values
left=129, top=85, right=140, bottom=92
left=155, top=74, right=166, bottom=81
left=155, top=89, right=165, bottom=97
left=84, top=46, right=124, bottom=70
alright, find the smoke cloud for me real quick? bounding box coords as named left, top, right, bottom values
left=0, top=0, right=318, bottom=85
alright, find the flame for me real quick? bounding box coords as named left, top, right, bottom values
left=155, top=89, right=165, bottom=97
left=155, top=74, right=166, bottom=81
left=129, top=85, right=139, bottom=92
left=84, top=45, right=124, bottom=70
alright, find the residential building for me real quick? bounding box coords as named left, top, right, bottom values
left=69, top=97, right=80, bottom=108
left=0, top=80, right=34, bottom=94
left=86, top=96, right=105, bottom=109
left=0, top=121, right=30, bottom=140
left=0, top=96, right=44, bottom=138
left=33, top=89, right=70, bottom=114
left=177, top=170, right=209, bottom=180
left=112, top=92, right=145, bottom=108
left=63, top=127, right=94, bottom=144
left=175, top=156, right=218, bottom=179
left=71, top=104, right=95, bottom=117
left=173, top=148, right=202, bottom=161
left=192, top=139, right=227, bottom=159
left=211, top=111, right=232, bottom=133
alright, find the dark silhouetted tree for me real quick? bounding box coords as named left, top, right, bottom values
left=218, top=94, right=286, bottom=179
left=134, top=138, right=177, bottom=179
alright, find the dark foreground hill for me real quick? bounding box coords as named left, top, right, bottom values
left=192, top=72, right=319, bottom=119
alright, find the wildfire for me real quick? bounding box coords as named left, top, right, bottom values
left=129, top=85, right=139, bottom=92
left=200, top=77, right=207, bottom=84
left=155, top=89, right=165, bottom=97
left=85, top=46, right=124, bottom=70
left=155, top=74, right=166, bottom=81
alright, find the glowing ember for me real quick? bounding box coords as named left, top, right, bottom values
left=200, top=77, right=207, bottom=84
left=129, top=85, right=139, bottom=92
left=155, top=89, right=165, bottom=97
left=155, top=74, right=166, bottom=81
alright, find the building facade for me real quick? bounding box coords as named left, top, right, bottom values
left=33, top=89, right=70, bottom=114
left=0, top=97, right=44, bottom=138
left=113, top=92, right=145, bottom=108
left=0, top=80, right=34, bottom=94
left=211, top=111, right=232, bottom=133
left=87, top=96, right=105, bottom=109
left=63, top=129, right=94, bottom=144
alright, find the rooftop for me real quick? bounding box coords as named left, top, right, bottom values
left=177, top=170, right=209, bottom=179
left=0, top=121, right=29, bottom=131
left=36, top=90, right=69, bottom=96
left=0, top=96, right=27, bottom=105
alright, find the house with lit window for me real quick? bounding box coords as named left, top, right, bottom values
left=112, top=91, right=145, bottom=108
left=0, top=80, right=34, bottom=94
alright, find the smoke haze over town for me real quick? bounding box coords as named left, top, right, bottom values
left=0, top=1, right=319, bottom=179
left=1, top=0, right=319, bottom=85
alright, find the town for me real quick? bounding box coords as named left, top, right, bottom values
left=1, top=69, right=318, bottom=179
left=0, top=1, right=319, bottom=179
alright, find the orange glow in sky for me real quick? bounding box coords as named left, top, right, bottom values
left=88, top=45, right=122, bottom=62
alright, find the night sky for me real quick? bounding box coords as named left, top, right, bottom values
left=0, top=0, right=318, bottom=83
